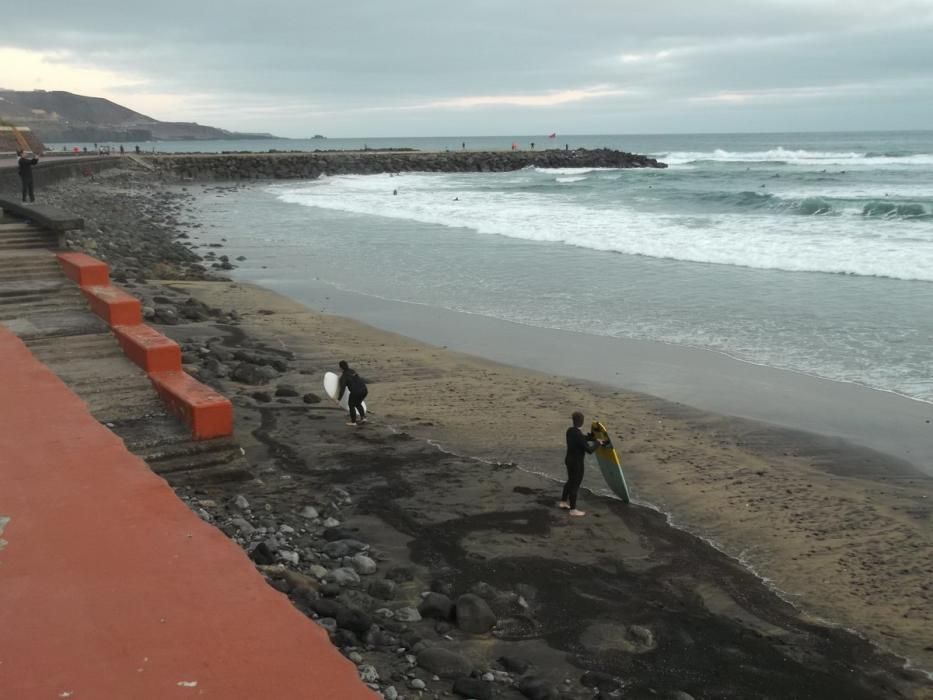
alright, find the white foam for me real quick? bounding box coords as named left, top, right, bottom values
left=660, top=147, right=933, bottom=167
left=272, top=174, right=933, bottom=282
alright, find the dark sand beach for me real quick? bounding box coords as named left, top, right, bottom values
left=40, top=166, right=933, bottom=698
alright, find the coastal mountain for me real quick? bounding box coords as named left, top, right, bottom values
left=0, top=89, right=280, bottom=142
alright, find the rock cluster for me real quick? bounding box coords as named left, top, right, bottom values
left=151, top=148, right=666, bottom=182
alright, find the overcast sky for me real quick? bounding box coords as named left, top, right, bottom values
left=3, top=0, right=932, bottom=137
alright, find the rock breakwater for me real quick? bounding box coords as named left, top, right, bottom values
left=149, top=148, right=666, bottom=181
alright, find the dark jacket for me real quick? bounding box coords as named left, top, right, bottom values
left=17, top=156, right=38, bottom=180
left=338, top=368, right=367, bottom=396
left=565, top=426, right=596, bottom=467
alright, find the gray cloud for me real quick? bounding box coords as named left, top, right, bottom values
left=6, top=0, right=933, bottom=135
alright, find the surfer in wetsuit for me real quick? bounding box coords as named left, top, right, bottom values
left=337, top=360, right=368, bottom=426
left=560, top=411, right=604, bottom=516
left=16, top=150, right=39, bottom=203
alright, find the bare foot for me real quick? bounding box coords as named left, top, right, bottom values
left=558, top=501, right=571, bottom=509
left=569, top=509, right=586, bottom=517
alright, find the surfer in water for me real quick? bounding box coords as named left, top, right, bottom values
left=560, top=411, right=604, bottom=516
left=338, top=360, right=368, bottom=426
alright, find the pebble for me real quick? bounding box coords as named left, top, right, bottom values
left=394, top=607, right=422, bottom=623
left=278, top=550, right=299, bottom=565
left=316, top=617, right=338, bottom=634
left=409, top=679, right=426, bottom=690
left=308, top=564, right=329, bottom=580
left=358, top=665, right=379, bottom=683
left=349, top=652, right=363, bottom=664
left=323, top=517, right=341, bottom=528
left=384, top=687, right=398, bottom=700
left=300, top=505, right=319, bottom=520
left=351, top=554, right=378, bottom=575
left=326, top=567, right=361, bottom=587
left=233, top=494, right=250, bottom=510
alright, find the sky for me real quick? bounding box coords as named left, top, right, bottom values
left=2, top=0, right=933, bottom=137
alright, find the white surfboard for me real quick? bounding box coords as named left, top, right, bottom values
left=323, top=371, right=368, bottom=413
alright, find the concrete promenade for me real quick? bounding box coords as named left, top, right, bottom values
left=0, top=325, right=372, bottom=698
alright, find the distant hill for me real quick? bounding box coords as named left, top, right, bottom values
left=0, top=89, right=281, bottom=142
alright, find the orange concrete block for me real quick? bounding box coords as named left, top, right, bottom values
left=82, top=284, right=142, bottom=326
left=57, top=252, right=109, bottom=287
left=150, top=370, right=233, bottom=439
left=113, top=324, right=182, bottom=373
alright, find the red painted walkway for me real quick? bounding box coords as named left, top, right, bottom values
left=0, top=326, right=373, bottom=699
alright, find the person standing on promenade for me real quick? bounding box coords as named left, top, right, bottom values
left=16, top=150, right=39, bottom=203
left=337, top=360, right=368, bottom=426
left=560, top=411, right=603, bottom=516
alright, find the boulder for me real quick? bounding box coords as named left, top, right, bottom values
left=303, top=392, right=322, bottom=404
left=498, top=655, right=530, bottom=674
left=394, top=607, right=422, bottom=623
left=416, top=647, right=472, bottom=679
left=335, top=607, right=373, bottom=636
left=518, top=677, right=559, bottom=700
left=453, top=677, right=492, bottom=700
left=368, top=578, right=397, bottom=601
left=350, top=554, right=377, bottom=575
left=418, top=592, right=455, bottom=621
left=275, top=384, right=300, bottom=397
left=455, top=593, right=497, bottom=634
left=325, top=567, right=361, bottom=587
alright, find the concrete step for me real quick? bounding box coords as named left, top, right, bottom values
left=0, top=240, right=56, bottom=250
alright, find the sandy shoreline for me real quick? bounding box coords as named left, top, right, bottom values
left=173, top=279, right=933, bottom=680
left=37, top=166, right=932, bottom=696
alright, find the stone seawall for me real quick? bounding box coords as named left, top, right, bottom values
left=0, top=156, right=122, bottom=198
left=148, top=148, right=666, bottom=181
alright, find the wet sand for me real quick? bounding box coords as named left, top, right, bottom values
left=171, top=279, right=933, bottom=683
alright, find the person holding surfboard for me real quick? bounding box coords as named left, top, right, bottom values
left=560, top=411, right=605, bottom=516
left=337, top=360, right=368, bottom=426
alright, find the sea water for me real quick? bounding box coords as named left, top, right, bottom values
left=187, top=132, right=933, bottom=405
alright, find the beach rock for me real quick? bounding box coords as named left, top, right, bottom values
left=455, top=594, right=497, bottom=634
left=275, top=384, right=300, bottom=397
left=322, top=517, right=341, bottom=528
left=249, top=542, right=276, bottom=565
left=336, top=607, right=373, bottom=636
left=310, top=598, right=347, bottom=619
left=358, top=665, right=379, bottom=683
left=580, top=671, right=621, bottom=693
left=323, top=527, right=356, bottom=541
left=668, top=693, right=695, bottom=700
left=326, top=567, right=361, bottom=587
left=417, top=647, right=472, bottom=678
left=351, top=554, right=378, bottom=575
left=232, top=362, right=278, bottom=385
left=303, top=392, right=322, bottom=404
left=453, top=677, right=493, bottom=700
left=233, top=494, right=250, bottom=510
left=394, top=607, right=422, bottom=623
left=368, top=578, right=397, bottom=601
left=384, top=686, right=399, bottom=700
left=306, top=563, right=327, bottom=579
left=518, top=677, right=560, bottom=700
left=316, top=617, right=338, bottom=634
left=251, top=391, right=272, bottom=403
left=278, top=550, right=299, bottom=565
left=299, top=505, right=320, bottom=520
left=409, top=679, right=426, bottom=690
left=498, top=656, right=530, bottom=674
left=419, top=592, right=455, bottom=621
left=228, top=517, right=254, bottom=536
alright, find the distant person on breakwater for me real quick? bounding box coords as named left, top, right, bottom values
left=337, top=361, right=368, bottom=426
left=560, top=411, right=605, bottom=516
left=16, top=150, right=39, bottom=203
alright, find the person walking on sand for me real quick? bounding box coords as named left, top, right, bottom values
left=338, top=360, right=368, bottom=426
left=16, top=150, right=39, bottom=203
left=560, top=411, right=604, bottom=516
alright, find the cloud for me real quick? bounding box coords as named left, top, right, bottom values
left=2, top=1, right=933, bottom=135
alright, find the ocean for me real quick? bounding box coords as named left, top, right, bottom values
left=180, top=132, right=933, bottom=409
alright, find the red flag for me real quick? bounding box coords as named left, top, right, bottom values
left=548, top=132, right=557, bottom=138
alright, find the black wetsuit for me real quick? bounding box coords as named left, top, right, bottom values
left=17, top=156, right=38, bottom=202
left=562, top=426, right=596, bottom=509
left=338, top=368, right=368, bottom=423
